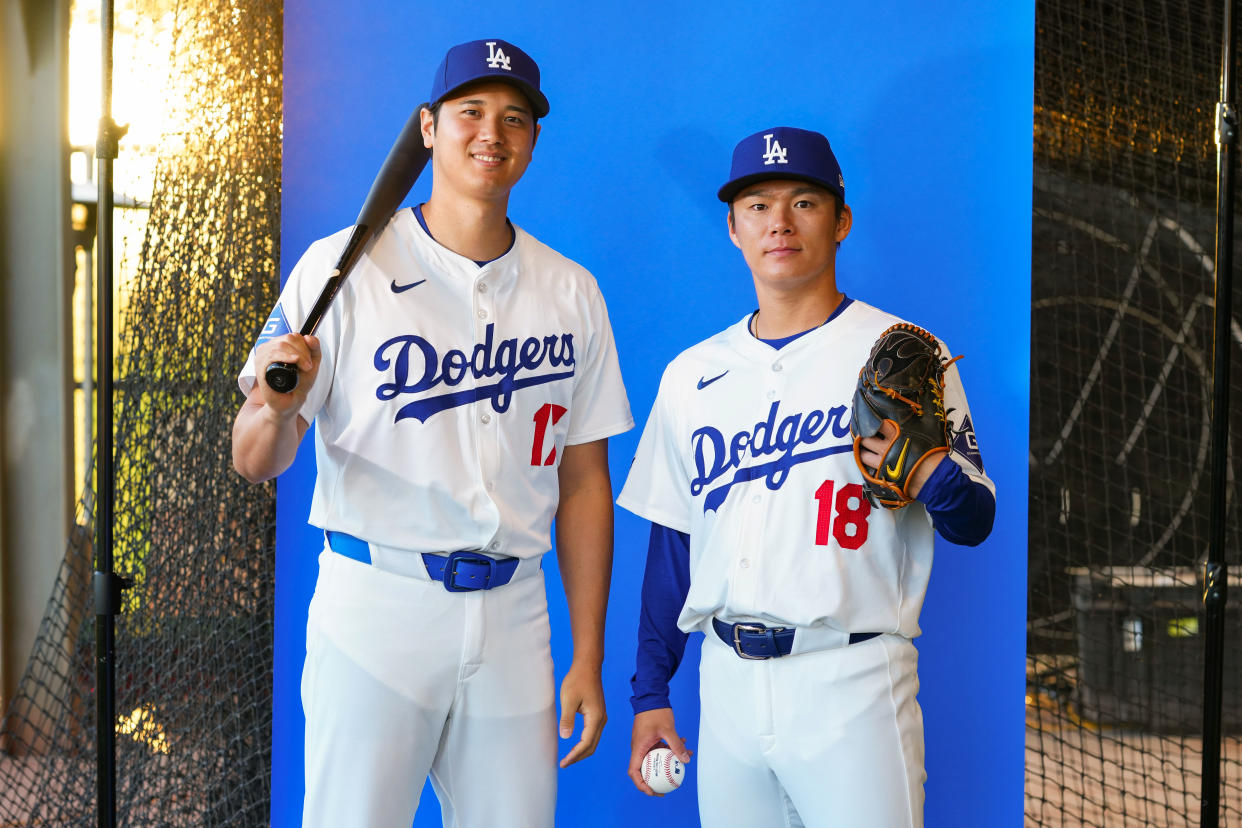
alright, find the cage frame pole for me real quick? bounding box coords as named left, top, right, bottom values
left=1202, top=1, right=1237, bottom=825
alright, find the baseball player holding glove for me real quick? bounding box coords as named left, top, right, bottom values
left=233, top=39, right=632, bottom=828
left=618, top=126, right=995, bottom=826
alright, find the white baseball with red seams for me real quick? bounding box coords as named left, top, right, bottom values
left=642, top=747, right=684, bottom=794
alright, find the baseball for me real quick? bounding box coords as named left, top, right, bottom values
left=641, top=747, right=684, bottom=794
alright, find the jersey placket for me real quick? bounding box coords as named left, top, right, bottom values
left=728, top=358, right=785, bottom=614
left=472, top=268, right=502, bottom=552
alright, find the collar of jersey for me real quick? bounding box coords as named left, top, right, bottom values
left=745, top=295, right=854, bottom=353
left=412, top=203, right=518, bottom=270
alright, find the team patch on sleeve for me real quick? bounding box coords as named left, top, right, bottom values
left=951, top=413, right=985, bottom=472
left=255, top=304, right=291, bottom=346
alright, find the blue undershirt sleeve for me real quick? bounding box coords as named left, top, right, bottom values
left=630, top=522, right=692, bottom=714
left=917, top=459, right=996, bottom=547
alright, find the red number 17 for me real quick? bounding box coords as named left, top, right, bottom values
left=531, top=403, right=567, bottom=466
left=813, top=480, right=871, bottom=549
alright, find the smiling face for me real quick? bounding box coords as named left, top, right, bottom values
left=421, top=81, right=541, bottom=204
left=727, top=179, right=852, bottom=294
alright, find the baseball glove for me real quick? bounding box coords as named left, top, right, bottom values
left=850, top=323, right=960, bottom=509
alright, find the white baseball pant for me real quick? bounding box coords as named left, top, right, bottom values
left=696, top=632, right=925, bottom=828
left=300, top=548, right=557, bottom=828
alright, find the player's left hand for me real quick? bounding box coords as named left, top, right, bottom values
left=557, top=661, right=606, bottom=768
left=629, top=707, right=691, bottom=796
left=858, top=420, right=944, bottom=501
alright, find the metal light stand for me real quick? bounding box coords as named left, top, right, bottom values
left=1201, top=1, right=1237, bottom=825
left=92, top=1, right=129, bottom=826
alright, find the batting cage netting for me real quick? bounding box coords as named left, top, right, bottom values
left=0, top=0, right=281, bottom=824
left=1029, top=1, right=1242, bottom=826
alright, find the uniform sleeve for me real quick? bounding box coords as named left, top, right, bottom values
left=916, top=344, right=996, bottom=546
left=631, top=522, right=692, bottom=714
left=562, top=282, right=633, bottom=445
left=236, top=239, right=339, bottom=423
left=616, top=366, right=695, bottom=534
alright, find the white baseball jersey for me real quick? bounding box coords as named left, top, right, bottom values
left=240, top=208, right=633, bottom=557
left=617, top=298, right=992, bottom=639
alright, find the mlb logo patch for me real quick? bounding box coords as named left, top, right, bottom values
left=256, top=304, right=291, bottom=345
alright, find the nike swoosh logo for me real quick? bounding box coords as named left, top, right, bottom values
left=697, top=371, right=729, bottom=390
left=885, top=439, right=911, bottom=480
left=390, top=279, right=427, bottom=293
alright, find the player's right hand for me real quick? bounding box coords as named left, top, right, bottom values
left=256, top=334, right=321, bottom=411
left=629, top=708, right=691, bottom=797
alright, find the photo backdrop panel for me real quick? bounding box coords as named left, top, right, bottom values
left=279, top=3, right=1033, bottom=825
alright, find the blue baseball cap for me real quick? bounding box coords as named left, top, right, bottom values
left=717, top=127, right=844, bottom=203
left=428, top=39, right=549, bottom=118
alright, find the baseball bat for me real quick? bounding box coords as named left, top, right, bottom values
left=265, top=104, right=432, bottom=393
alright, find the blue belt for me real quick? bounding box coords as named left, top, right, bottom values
left=712, top=618, right=881, bottom=660
left=326, top=531, right=521, bottom=593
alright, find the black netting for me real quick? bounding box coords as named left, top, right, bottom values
left=1029, top=1, right=1242, bottom=825
left=0, top=0, right=281, bottom=824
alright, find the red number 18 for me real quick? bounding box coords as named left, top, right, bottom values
left=813, top=480, right=871, bottom=549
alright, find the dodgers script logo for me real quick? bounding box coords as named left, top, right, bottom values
left=374, top=323, right=574, bottom=423
left=485, top=41, right=512, bottom=70
left=690, top=400, right=852, bottom=512
left=762, top=133, right=788, bottom=166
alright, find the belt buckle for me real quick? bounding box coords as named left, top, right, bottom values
left=442, top=550, right=495, bottom=593
left=732, top=623, right=773, bottom=660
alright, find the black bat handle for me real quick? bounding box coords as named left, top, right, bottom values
left=264, top=361, right=299, bottom=393
left=258, top=104, right=428, bottom=396
left=260, top=243, right=360, bottom=395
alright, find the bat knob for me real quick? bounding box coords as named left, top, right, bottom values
left=265, top=361, right=299, bottom=394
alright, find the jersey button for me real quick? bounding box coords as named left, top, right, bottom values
left=751, top=494, right=761, bottom=504
left=739, top=558, right=750, bottom=569
left=772, top=362, right=783, bottom=372
left=478, top=283, right=488, bottom=293
left=481, top=413, right=491, bottom=424
left=766, top=389, right=776, bottom=399
left=477, top=309, right=488, bottom=319
left=486, top=481, right=495, bottom=491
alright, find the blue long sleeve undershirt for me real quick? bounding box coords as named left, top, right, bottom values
left=631, top=523, right=693, bottom=714
left=921, top=456, right=996, bottom=546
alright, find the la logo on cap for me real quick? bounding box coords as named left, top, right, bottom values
left=485, top=41, right=512, bottom=70
left=762, top=133, right=788, bottom=166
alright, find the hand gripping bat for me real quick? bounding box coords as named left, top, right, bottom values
left=264, top=105, right=431, bottom=393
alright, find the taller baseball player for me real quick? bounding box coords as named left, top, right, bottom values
left=232, top=39, right=632, bottom=828
left=619, top=127, right=995, bottom=827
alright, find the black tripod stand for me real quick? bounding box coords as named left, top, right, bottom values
left=92, top=1, right=129, bottom=826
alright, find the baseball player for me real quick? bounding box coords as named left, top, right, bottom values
left=232, top=39, right=632, bottom=828
left=618, top=126, right=995, bottom=827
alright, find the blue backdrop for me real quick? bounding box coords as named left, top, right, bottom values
left=276, top=3, right=1033, bottom=825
